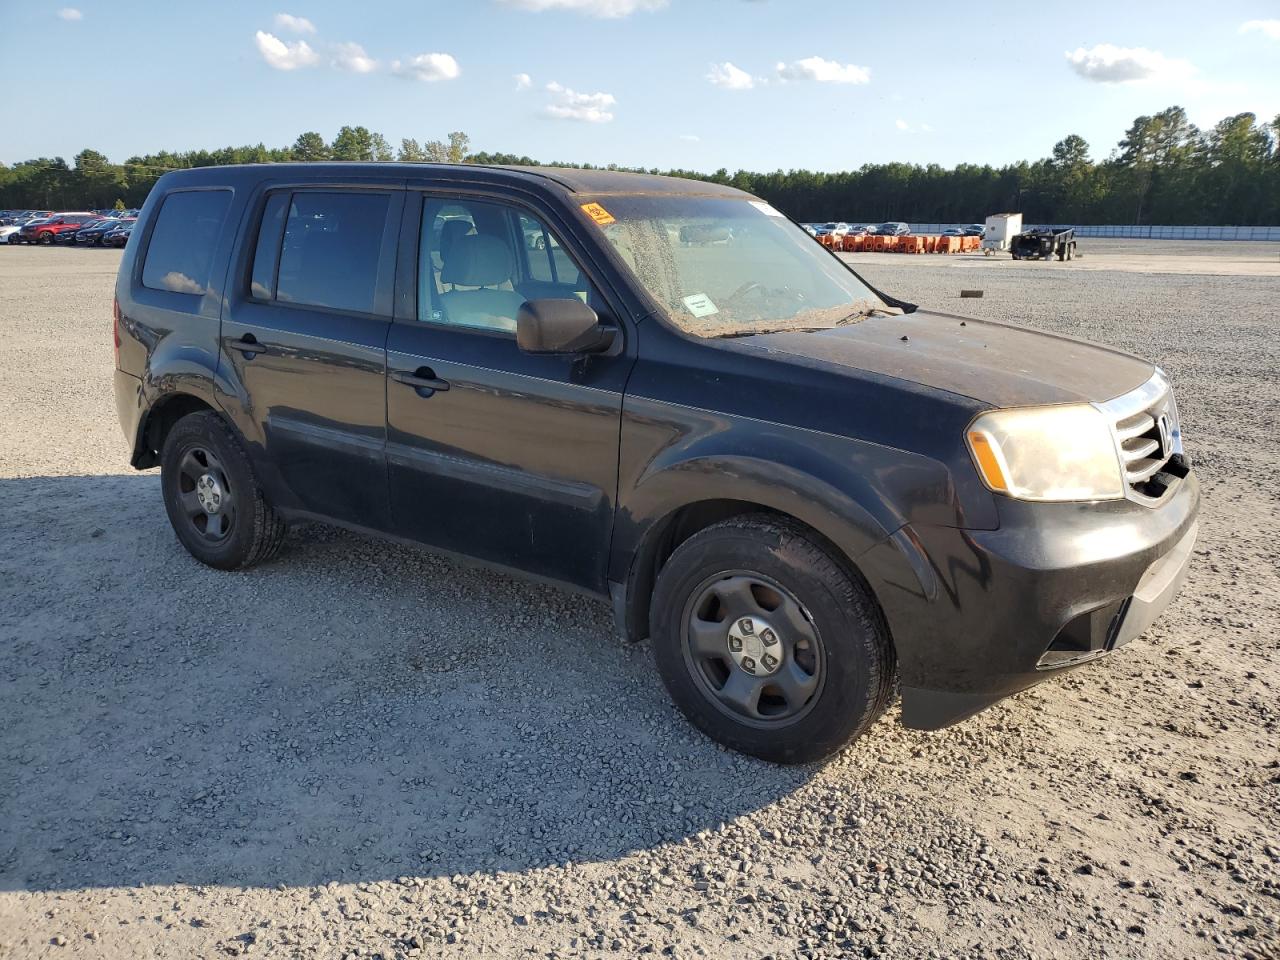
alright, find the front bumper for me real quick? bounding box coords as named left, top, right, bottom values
left=864, top=470, right=1200, bottom=729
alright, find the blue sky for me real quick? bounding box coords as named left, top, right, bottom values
left=1, top=0, right=1277, bottom=170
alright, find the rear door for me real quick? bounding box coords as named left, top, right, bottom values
left=220, top=185, right=404, bottom=529
left=384, top=189, right=634, bottom=591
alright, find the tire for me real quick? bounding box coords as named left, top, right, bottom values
left=650, top=514, right=895, bottom=764
left=160, top=411, right=287, bottom=570
left=37, top=231, right=53, bottom=245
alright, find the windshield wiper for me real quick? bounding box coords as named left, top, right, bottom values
left=709, top=326, right=832, bottom=339
left=834, top=305, right=900, bottom=325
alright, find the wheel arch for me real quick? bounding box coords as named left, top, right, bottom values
left=613, top=494, right=897, bottom=649
left=132, top=392, right=219, bottom=468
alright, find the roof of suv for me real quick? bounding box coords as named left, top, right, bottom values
left=153, top=162, right=752, bottom=199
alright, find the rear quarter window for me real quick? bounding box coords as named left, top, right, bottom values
left=141, top=190, right=232, bottom=296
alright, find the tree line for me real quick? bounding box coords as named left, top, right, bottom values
left=2, top=108, right=1278, bottom=225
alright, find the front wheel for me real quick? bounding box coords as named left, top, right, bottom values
left=160, top=411, right=286, bottom=569
left=37, top=231, right=54, bottom=245
left=650, top=515, right=895, bottom=764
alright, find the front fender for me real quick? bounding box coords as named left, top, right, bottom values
left=611, top=396, right=959, bottom=625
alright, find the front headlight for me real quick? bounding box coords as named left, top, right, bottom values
left=966, top=404, right=1124, bottom=502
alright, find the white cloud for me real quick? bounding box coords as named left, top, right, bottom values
left=514, top=72, right=532, bottom=91
left=920, top=122, right=933, bottom=133
left=544, top=81, right=616, bottom=122
left=895, top=119, right=909, bottom=131
left=777, top=56, right=870, bottom=85
left=274, top=13, right=316, bottom=34
left=707, top=61, right=754, bottom=90
left=332, top=42, right=378, bottom=73
left=391, top=52, right=461, bottom=82
left=255, top=31, right=320, bottom=70
left=56, top=7, right=82, bottom=20
left=679, top=134, right=701, bottom=142
left=1064, top=44, right=1196, bottom=84
left=1239, top=19, right=1280, bottom=40
left=497, top=0, right=667, bottom=16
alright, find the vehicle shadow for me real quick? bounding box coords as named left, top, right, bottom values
left=0, top=474, right=815, bottom=893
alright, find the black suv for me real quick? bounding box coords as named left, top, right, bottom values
left=113, top=164, right=1199, bottom=763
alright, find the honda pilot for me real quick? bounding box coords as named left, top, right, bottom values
left=113, top=164, right=1199, bottom=763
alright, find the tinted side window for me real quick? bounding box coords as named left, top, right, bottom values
left=142, top=190, right=232, bottom=295
left=249, top=192, right=289, bottom=300
left=276, top=192, right=389, bottom=314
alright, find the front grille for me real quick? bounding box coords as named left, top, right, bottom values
left=1096, top=372, right=1186, bottom=503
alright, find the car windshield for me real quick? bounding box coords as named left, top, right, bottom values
left=591, top=195, right=889, bottom=338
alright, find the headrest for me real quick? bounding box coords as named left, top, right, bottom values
left=438, top=219, right=473, bottom=260
left=441, top=233, right=514, bottom=287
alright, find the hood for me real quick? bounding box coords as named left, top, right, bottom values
left=745, top=309, right=1154, bottom=408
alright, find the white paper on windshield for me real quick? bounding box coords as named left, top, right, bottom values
left=682, top=293, right=719, bottom=317
left=749, top=200, right=784, bottom=217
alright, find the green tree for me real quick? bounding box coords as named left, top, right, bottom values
left=370, top=132, right=394, bottom=162
left=292, top=131, right=330, bottom=161
left=330, top=125, right=376, bottom=161
left=398, top=138, right=427, bottom=162
left=424, top=131, right=470, bottom=164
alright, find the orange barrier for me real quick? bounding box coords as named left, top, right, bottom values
left=832, top=233, right=977, bottom=254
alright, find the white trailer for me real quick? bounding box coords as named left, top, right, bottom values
left=982, top=212, right=1022, bottom=255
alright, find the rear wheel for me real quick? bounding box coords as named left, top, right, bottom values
left=650, top=515, right=895, bottom=764
left=37, top=231, right=53, bottom=245
left=160, top=411, right=286, bottom=569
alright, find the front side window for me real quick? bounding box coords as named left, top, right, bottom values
left=588, top=195, right=889, bottom=338
left=247, top=191, right=389, bottom=313
left=417, top=197, right=595, bottom=334
left=141, top=190, right=232, bottom=295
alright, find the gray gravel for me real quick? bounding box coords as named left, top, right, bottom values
left=1, top=243, right=1277, bottom=959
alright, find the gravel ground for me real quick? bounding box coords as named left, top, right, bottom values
left=1, top=243, right=1277, bottom=960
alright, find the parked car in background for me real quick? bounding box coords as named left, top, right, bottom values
left=963, top=223, right=986, bottom=237
left=814, top=222, right=851, bottom=238
left=1, top=217, right=44, bottom=244
left=113, top=163, right=1198, bottom=764
left=801, top=224, right=818, bottom=237
left=55, top=217, right=112, bottom=245
left=942, top=227, right=965, bottom=237
left=875, top=221, right=911, bottom=236
left=19, top=212, right=98, bottom=244
left=77, top=218, right=131, bottom=246
left=103, top=221, right=136, bottom=248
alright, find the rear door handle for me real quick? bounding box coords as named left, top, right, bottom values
left=229, top=335, right=267, bottom=358
left=391, top=367, right=450, bottom=396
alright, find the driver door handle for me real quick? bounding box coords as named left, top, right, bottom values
left=391, top=367, right=450, bottom=395
left=229, top=335, right=267, bottom=358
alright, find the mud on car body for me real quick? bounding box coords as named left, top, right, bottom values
left=113, top=163, right=1198, bottom=763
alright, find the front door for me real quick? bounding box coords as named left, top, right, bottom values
left=385, top=192, right=633, bottom=591
left=221, top=187, right=403, bottom=528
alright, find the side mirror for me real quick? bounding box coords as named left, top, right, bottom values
left=516, top=298, right=616, bottom=355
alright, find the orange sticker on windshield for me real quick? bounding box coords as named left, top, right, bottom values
left=581, top=202, right=616, bottom=226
